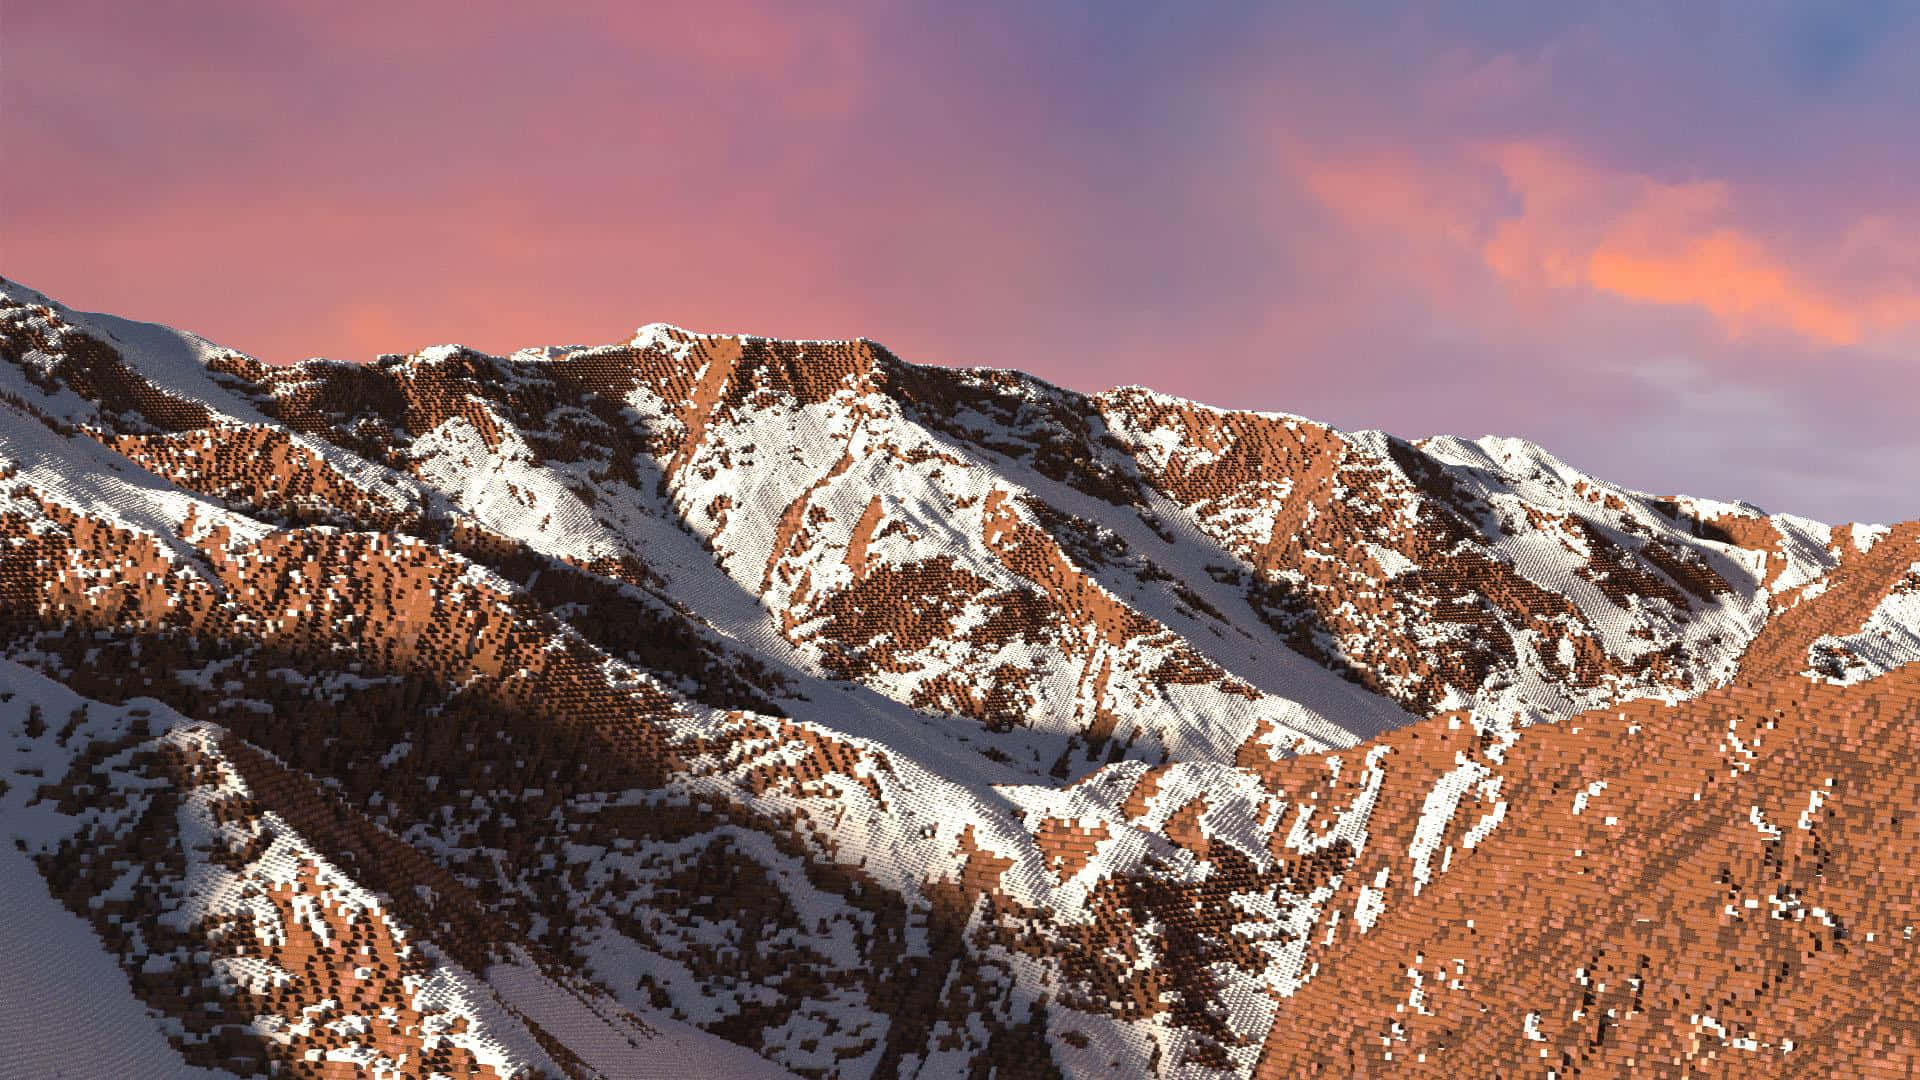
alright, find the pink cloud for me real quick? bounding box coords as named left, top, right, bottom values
left=1275, top=132, right=1920, bottom=348
left=1488, top=143, right=1920, bottom=346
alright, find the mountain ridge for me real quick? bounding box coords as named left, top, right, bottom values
left=2, top=274, right=1917, bottom=1077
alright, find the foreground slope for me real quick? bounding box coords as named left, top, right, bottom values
left=1, top=275, right=1916, bottom=1077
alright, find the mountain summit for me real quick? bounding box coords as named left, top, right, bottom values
left=2, top=275, right=1917, bottom=1077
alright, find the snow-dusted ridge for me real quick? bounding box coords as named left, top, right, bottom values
left=5, top=273, right=1919, bottom=1078
left=1805, top=560, right=1920, bottom=685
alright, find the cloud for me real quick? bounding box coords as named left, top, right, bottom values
left=1280, top=134, right=1920, bottom=347
left=1491, top=142, right=1920, bottom=345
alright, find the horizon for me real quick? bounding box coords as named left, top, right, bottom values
left=7, top=271, right=1827, bottom=529
left=6, top=1, right=1916, bottom=523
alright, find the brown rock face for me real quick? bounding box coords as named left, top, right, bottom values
left=1250, top=535, right=1920, bottom=1076
left=1, top=275, right=1916, bottom=1078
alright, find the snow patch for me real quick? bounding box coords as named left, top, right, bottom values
left=1804, top=562, right=1920, bottom=685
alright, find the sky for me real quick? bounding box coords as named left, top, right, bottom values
left=4, top=1, right=1917, bottom=522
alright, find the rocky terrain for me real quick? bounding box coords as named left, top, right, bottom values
left=1, top=273, right=1916, bottom=1077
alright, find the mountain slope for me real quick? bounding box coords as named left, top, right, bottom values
left=1, top=275, right=1915, bottom=1078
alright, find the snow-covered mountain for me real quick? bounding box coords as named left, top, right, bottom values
left=2, top=274, right=1916, bottom=1077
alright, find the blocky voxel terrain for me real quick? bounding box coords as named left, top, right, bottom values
left=1, top=275, right=1916, bottom=1078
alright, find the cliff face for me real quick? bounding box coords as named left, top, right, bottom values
left=1, top=274, right=1915, bottom=1078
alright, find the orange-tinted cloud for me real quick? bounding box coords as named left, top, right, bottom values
left=1273, top=140, right=1509, bottom=319
left=1286, top=134, right=1920, bottom=346
left=1487, top=142, right=1920, bottom=345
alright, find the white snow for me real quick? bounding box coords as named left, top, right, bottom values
left=1406, top=759, right=1491, bottom=896
left=0, top=843, right=231, bottom=1079
left=409, top=413, right=620, bottom=564
left=1852, top=523, right=1892, bottom=555
left=1768, top=514, right=1839, bottom=594
left=1804, top=562, right=1920, bottom=685
left=1353, top=867, right=1389, bottom=933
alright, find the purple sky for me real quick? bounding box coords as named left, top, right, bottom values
left=6, top=1, right=1917, bottom=522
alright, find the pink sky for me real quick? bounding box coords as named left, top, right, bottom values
left=5, top=1, right=1917, bottom=522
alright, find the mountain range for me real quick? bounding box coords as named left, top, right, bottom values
left=2, top=274, right=1917, bottom=1078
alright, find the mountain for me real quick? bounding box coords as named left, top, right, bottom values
left=1, top=274, right=1916, bottom=1078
